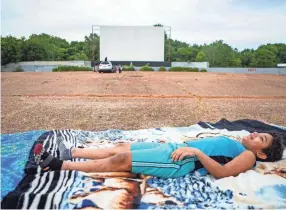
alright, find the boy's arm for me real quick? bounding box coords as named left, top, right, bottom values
left=195, top=149, right=256, bottom=178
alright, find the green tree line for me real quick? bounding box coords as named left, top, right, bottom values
left=165, top=39, right=286, bottom=67
left=1, top=31, right=286, bottom=67
left=1, top=33, right=100, bottom=65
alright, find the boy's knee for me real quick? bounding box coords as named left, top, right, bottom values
left=110, top=152, right=132, bottom=170
left=115, top=143, right=130, bottom=149
left=113, top=143, right=130, bottom=155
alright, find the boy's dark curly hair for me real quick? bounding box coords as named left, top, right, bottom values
left=257, top=132, right=285, bottom=162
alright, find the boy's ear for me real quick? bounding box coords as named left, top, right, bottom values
left=256, top=151, right=267, bottom=160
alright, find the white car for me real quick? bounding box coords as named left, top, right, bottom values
left=98, top=61, right=115, bottom=73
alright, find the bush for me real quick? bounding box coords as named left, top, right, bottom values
left=52, top=65, right=92, bottom=72
left=140, top=65, right=154, bottom=71
left=13, top=66, right=24, bottom=72
left=169, top=67, right=199, bottom=72
left=122, top=64, right=135, bottom=71
left=158, top=66, right=166, bottom=72
left=200, top=69, right=208, bottom=72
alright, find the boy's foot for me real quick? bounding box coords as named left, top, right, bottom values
left=57, top=136, right=73, bottom=160
left=34, top=143, right=63, bottom=171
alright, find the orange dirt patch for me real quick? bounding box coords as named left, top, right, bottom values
left=1, top=72, right=286, bottom=133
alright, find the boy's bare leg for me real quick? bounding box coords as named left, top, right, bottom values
left=62, top=152, right=132, bottom=173
left=71, top=143, right=131, bottom=160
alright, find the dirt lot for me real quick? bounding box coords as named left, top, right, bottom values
left=1, top=71, right=286, bottom=133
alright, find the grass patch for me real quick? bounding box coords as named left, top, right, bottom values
left=53, top=65, right=92, bottom=72
left=169, top=67, right=199, bottom=72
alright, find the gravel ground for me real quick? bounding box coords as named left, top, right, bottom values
left=1, top=72, right=286, bottom=133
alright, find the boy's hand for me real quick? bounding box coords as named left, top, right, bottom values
left=171, top=147, right=199, bottom=162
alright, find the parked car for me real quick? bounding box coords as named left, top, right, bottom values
left=98, top=61, right=114, bottom=73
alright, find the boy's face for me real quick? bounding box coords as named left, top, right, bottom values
left=242, top=132, right=273, bottom=155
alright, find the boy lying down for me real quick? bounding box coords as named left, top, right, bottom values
left=34, top=132, right=284, bottom=179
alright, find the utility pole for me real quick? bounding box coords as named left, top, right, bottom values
left=169, top=29, right=171, bottom=62
left=164, top=26, right=172, bottom=62
left=91, top=25, right=100, bottom=61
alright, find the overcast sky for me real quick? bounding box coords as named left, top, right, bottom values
left=1, top=0, right=286, bottom=50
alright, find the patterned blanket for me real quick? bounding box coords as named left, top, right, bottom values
left=1, top=119, right=286, bottom=209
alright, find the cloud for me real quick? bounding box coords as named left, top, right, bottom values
left=1, top=0, right=286, bottom=50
